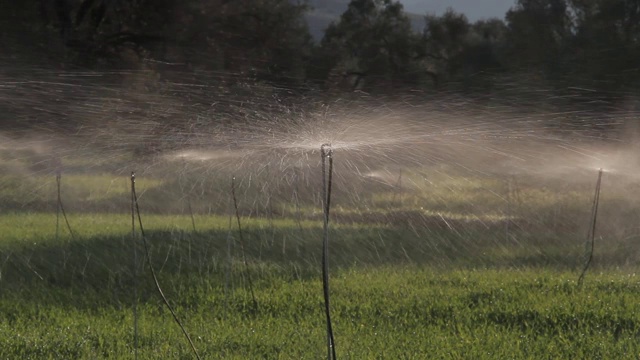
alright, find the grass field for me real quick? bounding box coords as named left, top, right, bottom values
left=1, top=148, right=640, bottom=358
left=2, top=261, right=640, bottom=358
left=0, top=211, right=639, bottom=359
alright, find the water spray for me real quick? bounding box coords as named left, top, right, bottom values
left=578, top=168, right=603, bottom=286
left=320, top=143, right=337, bottom=360
left=131, top=172, right=202, bottom=359
left=231, top=176, right=258, bottom=312
left=391, top=168, right=402, bottom=206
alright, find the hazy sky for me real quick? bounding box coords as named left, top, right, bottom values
left=400, top=0, right=517, bottom=20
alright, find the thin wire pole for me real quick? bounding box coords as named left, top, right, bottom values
left=231, top=176, right=258, bottom=312
left=224, top=208, right=234, bottom=319
left=58, top=188, right=75, bottom=240
left=505, top=176, right=511, bottom=244
left=182, top=160, right=197, bottom=233
left=56, top=167, right=75, bottom=273
left=578, top=168, right=603, bottom=286
left=55, top=170, right=75, bottom=241
left=130, top=173, right=138, bottom=360
left=131, top=173, right=202, bottom=360
left=55, top=172, right=61, bottom=242
left=293, top=167, right=302, bottom=231
left=321, top=143, right=337, bottom=360
left=187, top=198, right=197, bottom=233
left=54, top=158, right=62, bottom=242
left=293, top=167, right=303, bottom=256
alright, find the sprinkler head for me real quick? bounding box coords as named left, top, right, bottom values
left=320, top=143, right=333, bottom=158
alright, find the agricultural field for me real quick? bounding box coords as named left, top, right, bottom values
left=1, top=141, right=640, bottom=359
left=5, top=0, right=640, bottom=357
left=0, top=143, right=640, bottom=359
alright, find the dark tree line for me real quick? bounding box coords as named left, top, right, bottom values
left=3, top=0, right=640, bottom=100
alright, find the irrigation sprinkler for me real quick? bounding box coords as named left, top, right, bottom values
left=268, top=188, right=276, bottom=250
left=131, top=172, right=202, bottom=360
left=505, top=176, right=512, bottom=244
left=504, top=175, right=522, bottom=245
left=292, top=167, right=303, bottom=229
left=578, top=168, right=603, bottom=286
left=293, top=167, right=303, bottom=257
left=181, top=159, right=197, bottom=233
left=54, top=163, right=75, bottom=271
left=224, top=207, right=233, bottom=319
left=320, top=143, right=337, bottom=360
left=54, top=164, right=75, bottom=242
left=55, top=170, right=60, bottom=242
left=231, top=176, right=258, bottom=312
left=130, top=173, right=138, bottom=360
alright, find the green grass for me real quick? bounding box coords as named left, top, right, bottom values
left=0, top=211, right=639, bottom=358
left=2, top=266, right=640, bottom=358
left=1, top=159, right=640, bottom=358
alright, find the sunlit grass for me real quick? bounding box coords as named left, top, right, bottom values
left=0, top=212, right=335, bottom=247
left=0, top=173, right=163, bottom=204
left=1, top=160, right=639, bottom=358
left=1, top=267, right=640, bottom=358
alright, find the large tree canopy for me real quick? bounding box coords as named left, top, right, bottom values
left=504, top=0, right=640, bottom=92
left=3, top=0, right=640, bottom=97
left=318, top=0, right=421, bottom=90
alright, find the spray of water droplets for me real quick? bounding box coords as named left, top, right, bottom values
left=2, top=66, right=640, bottom=271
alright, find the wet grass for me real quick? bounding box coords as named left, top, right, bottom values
left=1, top=152, right=640, bottom=358
left=2, top=261, right=640, bottom=358
left=0, top=211, right=639, bottom=358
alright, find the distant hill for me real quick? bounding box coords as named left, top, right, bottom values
left=304, top=0, right=425, bottom=41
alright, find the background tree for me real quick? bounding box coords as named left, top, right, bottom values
left=567, top=0, right=640, bottom=92
left=39, top=0, right=173, bottom=67
left=173, top=0, right=314, bottom=85
left=317, top=0, right=422, bottom=91
left=418, top=9, right=470, bottom=87
left=3, top=0, right=313, bottom=84
left=415, top=9, right=506, bottom=91
left=4, top=0, right=640, bottom=106
left=461, top=18, right=507, bottom=91
left=504, top=0, right=574, bottom=82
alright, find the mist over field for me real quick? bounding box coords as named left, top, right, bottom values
left=3, top=0, right=640, bottom=358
